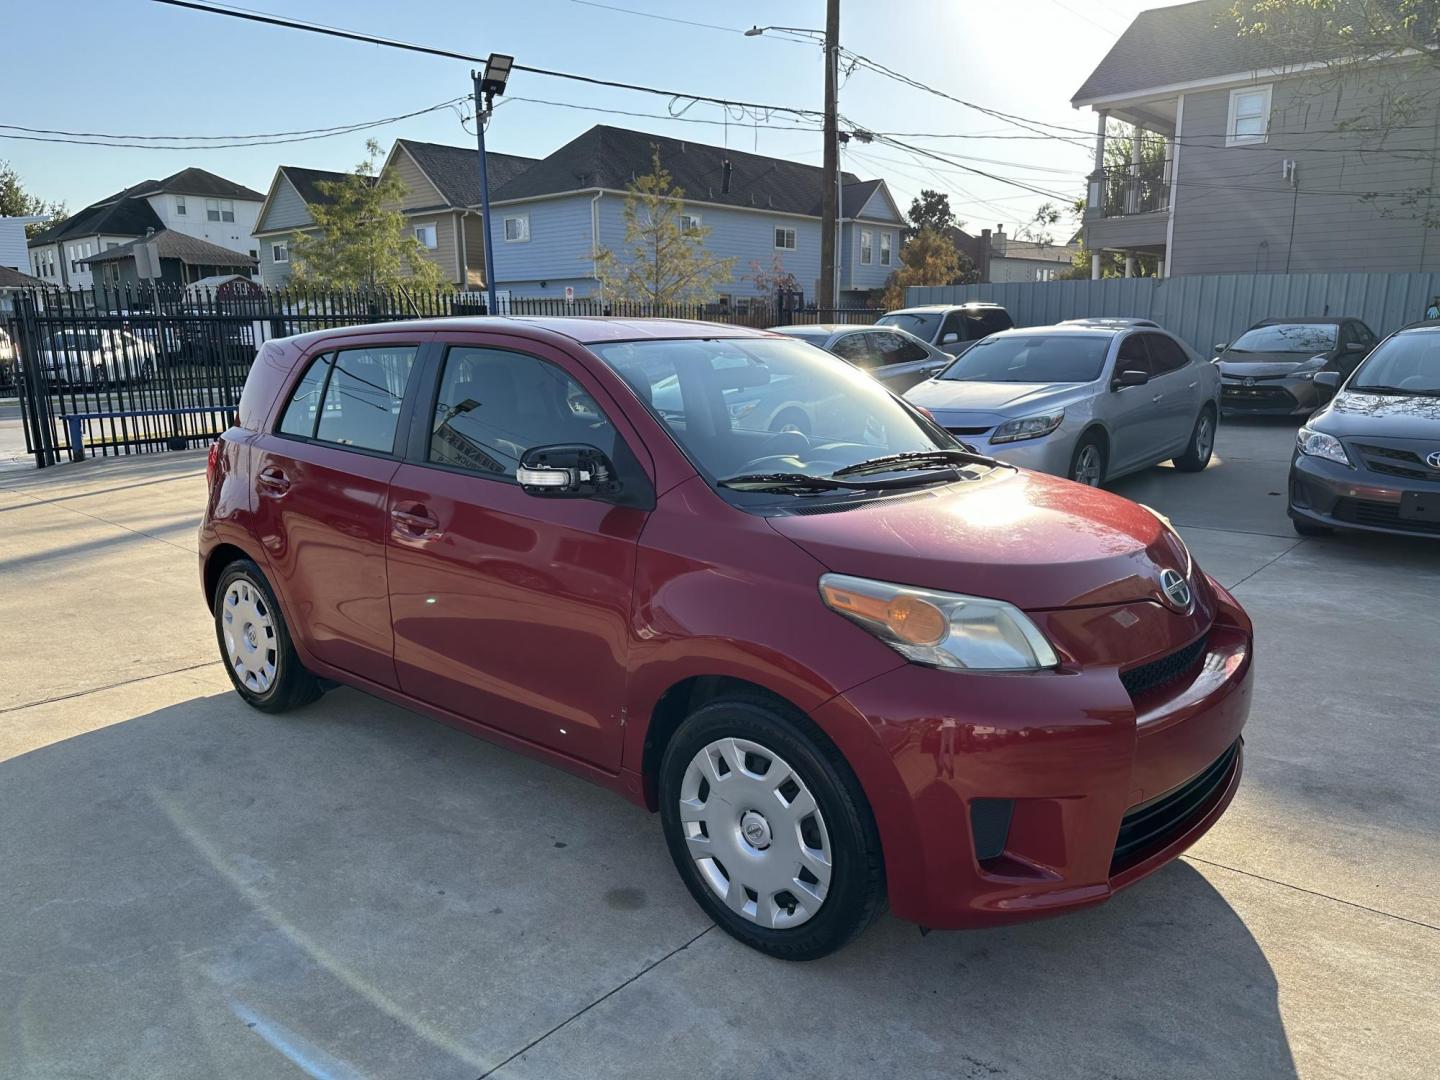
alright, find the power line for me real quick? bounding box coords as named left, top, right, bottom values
left=504, top=96, right=820, bottom=132
left=564, top=0, right=808, bottom=43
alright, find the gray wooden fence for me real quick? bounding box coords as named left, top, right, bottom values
left=906, top=271, right=1440, bottom=355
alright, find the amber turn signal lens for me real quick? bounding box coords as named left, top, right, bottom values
left=820, top=582, right=948, bottom=646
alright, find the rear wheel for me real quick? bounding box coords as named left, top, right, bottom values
left=659, top=698, right=885, bottom=960
left=1173, top=407, right=1216, bottom=472
left=1068, top=434, right=1106, bottom=487
left=213, top=559, right=322, bottom=713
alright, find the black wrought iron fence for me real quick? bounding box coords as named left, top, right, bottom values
left=5, top=283, right=883, bottom=468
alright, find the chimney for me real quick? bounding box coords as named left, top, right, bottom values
left=992, top=225, right=1007, bottom=257
left=979, top=228, right=993, bottom=283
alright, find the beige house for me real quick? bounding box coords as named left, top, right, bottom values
left=251, top=141, right=536, bottom=287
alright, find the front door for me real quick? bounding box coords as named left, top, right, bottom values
left=248, top=340, right=422, bottom=687
left=1104, top=332, right=1161, bottom=473
left=385, top=339, right=649, bottom=772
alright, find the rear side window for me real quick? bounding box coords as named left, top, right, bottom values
left=276, top=345, right=418, bottom=452
left=1144, top=333, right=1190, bottom=375
left=429, top=346, right=619, bottom=480
left=831, top=333, right=883, bottom=367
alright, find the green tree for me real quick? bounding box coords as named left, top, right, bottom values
left=594, top=146, right=735, bottom=304
left=881, top=226, right=973, bottom=308
left=905, top=189, right=960, bottom=239
left=290, top=139, right=447, bottom=292
left=0, top=160, right=66, bottom=237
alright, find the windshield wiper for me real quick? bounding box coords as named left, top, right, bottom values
left=832, top=448, right=996, bottom=478
left=718, top=469, right=962, bottom=494
left=1349, top=384, right=1440, bottom=396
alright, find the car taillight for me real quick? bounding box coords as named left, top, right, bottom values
left=206, top=441, right=221, bottom=486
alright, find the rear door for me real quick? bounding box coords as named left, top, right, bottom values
left=248, top=335, right=425, bottom=688
left=384, top=335, right=650, bottom=772
left=1141, top=332, right=1202, bottom=456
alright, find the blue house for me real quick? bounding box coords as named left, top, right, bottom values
left=487, top=125, right=903, bottom=307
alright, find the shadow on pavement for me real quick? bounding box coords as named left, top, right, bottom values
left=0, top=688, right=1298, bottom=1080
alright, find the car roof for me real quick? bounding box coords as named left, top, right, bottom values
left=770, top=323, right=890, bottom=335
left=884, top=302, right=1006, bottom=314
left=1061, top=317, right=1160, bottom=328
left=1254, top=316, right=1356, bottom=326
left=1397, top=320, right=1440, bottom=333
left=283, top=316, right=779, bottom=351
left=987, top=324, right=1126, bottom=337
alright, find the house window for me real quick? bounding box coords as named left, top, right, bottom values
left=504, top=215, right=530, bottom=242
left=880, top=232, right=892, bottom=266
left=774, top=226, right=797, bottom=250
left=680, top=213, right=702, bottom=232
left=1227, top=84, right=1272, bottom=146
left=176, top=196, right=187, bottom=216
left=860, top=230, right=873, bottom=265
left=414, top=222, right=438, bottom=249
left=206, top=198, right=236, bottom=223
left=272, top=241, right=289, bottom=263
left=1035, top=267, right=1057, bottom=281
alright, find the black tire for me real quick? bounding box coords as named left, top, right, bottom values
left=658, top=697, right=886, bottom=960
left=1173, top=407, right=1217, bottom=472
left=1068, top=432, right=1107, bottom=487
left=213, top=558, right=323, bottom=713
left=1292, top=517, right=1333, bottom=537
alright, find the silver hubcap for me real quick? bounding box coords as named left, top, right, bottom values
left=1073, top=444, right=1103, bottom=486
left=221, top=578, right=277, bottom=693
left=1195, top=415, right=1214, bottom=460
left=678, top=737, right=832, bottom=930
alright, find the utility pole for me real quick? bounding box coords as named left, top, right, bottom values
left=819, top=0, right=840, bottom=312
left=473, top=54, right=514, bottom=317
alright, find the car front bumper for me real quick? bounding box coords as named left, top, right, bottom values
left=1221, top=375, right=1324, bottom=415
left=815, top=575, right=1253, bottom=930
left=952, top=430, right=1077, bottom=478
left=1289, top=452, right=1440, bottom=538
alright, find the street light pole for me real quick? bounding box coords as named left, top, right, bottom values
left=820, top=0, right=840, bottom=313
left=472, top=54, right=513, bottom=317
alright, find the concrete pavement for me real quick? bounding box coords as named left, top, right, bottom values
left=1, top=419, right=1437, bottom=1079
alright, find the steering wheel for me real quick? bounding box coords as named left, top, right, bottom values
left=759, top=429, right=810, bottom=459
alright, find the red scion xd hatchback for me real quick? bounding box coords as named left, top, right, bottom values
left=201, top=317, right=1252, bottom=959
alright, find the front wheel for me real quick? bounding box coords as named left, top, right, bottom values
left=1172, top=408, right=1216, bottom=472
left=213, top=559, right=323, bottom=713
left=659, top=698, right=885, bottom=960
left=1068, top=434, right=1107, bottom=487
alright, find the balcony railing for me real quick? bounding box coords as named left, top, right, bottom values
left=1092, top=161, right=1171, bottom=218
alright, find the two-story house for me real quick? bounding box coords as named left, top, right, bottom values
left=1073, top=0, right=1440, bottom=277
left=27, top=168, right=264, bottom=292
left=251, top=144, right=537, bottom=288
left=486, top=125, right=902, bottom=305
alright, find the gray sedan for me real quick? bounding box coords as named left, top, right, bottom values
left=903, top=325, right=1222, bottom=486
left=769, top=324, right=952, bottom=392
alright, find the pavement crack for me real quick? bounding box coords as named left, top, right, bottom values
left=0, top=660, right=222, bottom=715
left=1183, top=854, right=1440, bottom=932
left=1225, top=537, right=1306, bottom=591
left=474, top=924, right=715, bottom=1079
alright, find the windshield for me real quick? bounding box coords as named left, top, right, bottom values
left=590, top=337, right=960, bottom=494
left=938, top=334, right=1110, bottom=384
left=876, top=312, right=941, bottom=340
left=49, top=331, right=103, bottom=351
left=1349, top=332, right=1440, bottom=395
left=1229, top=323, right=1337, bottom=354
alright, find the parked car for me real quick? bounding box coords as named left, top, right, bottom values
left=905, top=324, right=1221, bottom=486
left=1061, top=317, right=1161, bottom=329
left=37, top=327, right=157, bottom=387
left=1288, top=322, right=1440, bottom=538
left=0, top=326, right=15, bottom=391
left=769, top=323, right=952, bottom=391
left=874, top=302, right=1013, bottom=357
left=1216, top=317, right=1376, bottom=416
left=203, top=317, right=1252, bottom=959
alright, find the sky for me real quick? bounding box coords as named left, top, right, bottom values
left=0, top=0, right=1194, bottom=237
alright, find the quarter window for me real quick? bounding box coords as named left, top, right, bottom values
left=774, top=227, right=797, bottom=250
left=1227, top=85, right=1272, bottom=145
left=277, top=353, right=332, bottom=437
left=429, top=347, right=619, bottom=480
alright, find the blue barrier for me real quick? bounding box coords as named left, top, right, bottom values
left=64, top=406, right=233, bottom=462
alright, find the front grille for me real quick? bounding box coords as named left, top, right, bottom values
left=1221, top=385, right=1296, bottom=409
left=946, top=425, right=992, bottom=437
left=1111, top=740, right=1239, bottom=874
left=1333, top=497, right=1440, bottom=536
left=1354, top=443, right=1440, bottom=482
left=1119, top=633, right=1209, bottom=699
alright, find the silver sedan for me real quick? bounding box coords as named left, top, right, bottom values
left=769, top=324, right=952, bottom=392
left=903, top=325, right=1222, bottom=486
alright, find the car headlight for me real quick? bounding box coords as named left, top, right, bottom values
left=990, top=410, right=1064, bottom=444
left=728, top=400, right=759, bottom=421
left=1294, top=356, right=1327, bottom=380
left=1296, top=426, right=1350, bottom=466
left=819, top=573, right=1059, bottom=672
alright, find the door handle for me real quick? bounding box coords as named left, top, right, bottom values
left=391, top=506, right=442, bottom=538
left=1151, top=394, right=1164, bottom=403
left=256, top=466, right=290, bottom=495
left=1187, top=381, right=1198, bottom=389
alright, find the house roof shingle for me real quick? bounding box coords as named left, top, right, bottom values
left=1071, top=0, right=1271, bottom=105
left=491, top=125, right=879, bottom=219
left=0, top=265, right=49, bottom=288
left=81, top=229, right=257, bottom=269
left=395, top=141, right=539, bottom=208
left=280, top=165, right=377, bottom=207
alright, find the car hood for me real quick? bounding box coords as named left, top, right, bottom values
left=1217, top=353, right=1318, bottom=376
left=766, top=467, right=1193, bottom=611
left=1312, top=390, right=1440, bottom=438
left=904, top=379, right=1081, bottom=417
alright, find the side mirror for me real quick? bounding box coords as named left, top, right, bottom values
left=1343, top=341, right=1368, bottom=354
left=1112, top=368, right=1150, bottom=391
left=1214, top=342, right=1228, bottom=354
left=1313, top=371, right=1341, bottom=390
left=941, top=332, right=960, bottom=345
left=517, top=444, right=622, bottom=500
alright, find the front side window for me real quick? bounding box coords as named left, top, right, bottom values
left=860, top=230, right=873, bottom=265
left=942, top=334, right=1113, bottom=384
left=1143, top=333, right=1191, bottom=375
left=876, top=311, right=941, bottom=342
left=1115, top=334, right=1151, bottom=377
left=1227, top=84, right=1272, bottom=145
left=1349, top=332, right=1440, bottom=395
left=414, top=223, right=438, bottom=249
left=504, top=215, right=529, bottom=242
left=879, top=232, right=892, bottom=266
left=774, top=227, right=797, bottom=250
left=277, top=346, right=417, bottom=452
left=1229, top=323, right=1337, bottom=354
left=429, top=347, right=619, bottom=479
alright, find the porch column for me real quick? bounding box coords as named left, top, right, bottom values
left=1124, top=254, right=1136, bottom=278
left=1093, top=109, right=1109, bottom=173
left=1091, top=253, right=1101, bottom=280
